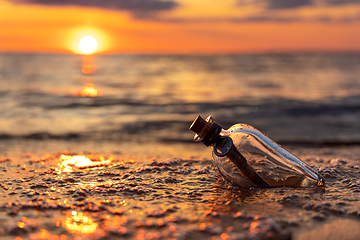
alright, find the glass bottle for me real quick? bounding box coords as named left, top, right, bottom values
left=189, top=115, right=324, bottom=188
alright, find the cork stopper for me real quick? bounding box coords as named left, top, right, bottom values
left=189, top=115, right=208, bottom=135
left=189, top=115, right=222, bottom=146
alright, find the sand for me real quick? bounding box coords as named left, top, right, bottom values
left=1, top=139, right=360, bottom=240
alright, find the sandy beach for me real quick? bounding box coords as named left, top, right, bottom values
left=1, top=138, right=360, bottom=240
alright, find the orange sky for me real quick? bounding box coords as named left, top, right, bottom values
left=1, top=0, right=360, bottom=54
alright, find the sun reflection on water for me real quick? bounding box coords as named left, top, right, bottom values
left=76, top=83, right=99, bottom=97
left=56, top=154, right=113, bottom=173
left=81, top=55, right=97, bottom=75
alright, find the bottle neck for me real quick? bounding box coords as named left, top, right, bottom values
left=189, top=115, right=222, bottom=146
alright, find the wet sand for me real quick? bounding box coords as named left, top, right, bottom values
left=1, top=139, right=360, bottom=240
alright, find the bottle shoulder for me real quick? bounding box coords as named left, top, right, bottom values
left=222, top=123, right=264, bottom=136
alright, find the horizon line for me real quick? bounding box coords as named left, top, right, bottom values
left=1, top=49, right=360, bottom=56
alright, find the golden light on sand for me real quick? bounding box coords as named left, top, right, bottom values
left=77, top=83, right=99, bottom=97
left=57, top=154, right=113, bottom=173
left=78, top=36, right=98, bottom=54
left=63, top=211, right=98, bottom=235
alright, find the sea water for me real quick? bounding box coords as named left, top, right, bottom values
left=0, top=53, right=359, bottom=144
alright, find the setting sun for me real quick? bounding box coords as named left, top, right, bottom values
left=78, top=36, right=98, bottom=54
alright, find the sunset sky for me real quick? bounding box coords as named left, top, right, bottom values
left=1, top=0, right=360, bottom=54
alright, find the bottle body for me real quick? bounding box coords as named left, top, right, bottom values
left=213, top=123, right=324, bottom=188
left=189, top=115, right=324, bottom=188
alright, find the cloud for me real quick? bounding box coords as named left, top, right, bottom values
left=233, top=0, right=360, bottom=22
left=267, top=0, right=311, bottom=9
left=11, top=0, right=179, bottom=12
left=238, top=0, right=360, bottom=9
left=229, top=16, right=302, bottom=22
left=326, top=0, right=360, bottom=5
left=237, top=0, right=312, bottom=9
